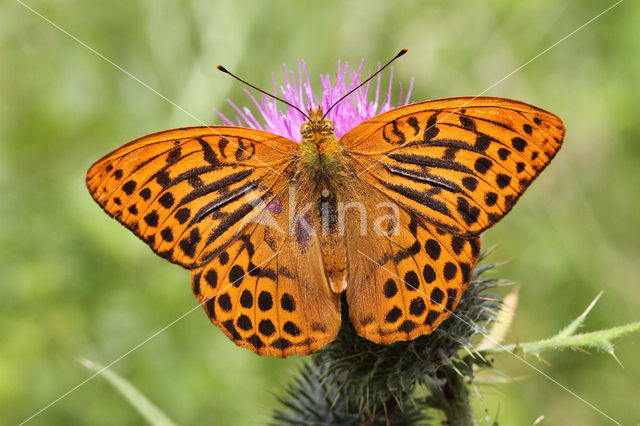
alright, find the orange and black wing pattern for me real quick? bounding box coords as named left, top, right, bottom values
left=342, top=97, right=565, bottom=238
left=342, top=96, right=563, bottom=343
left=86, top=126, right=341, bottom=357
left=86, top=126, right=295, bottom=268
left=339, top=178, right=481, bottom=344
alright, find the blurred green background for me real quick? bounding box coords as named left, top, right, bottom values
left=2, top=0, right=639, bottom=424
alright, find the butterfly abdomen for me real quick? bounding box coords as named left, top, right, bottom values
left=316, top=188, right=349, bottom=293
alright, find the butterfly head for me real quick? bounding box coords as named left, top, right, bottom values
left=300, top=106, right=335, bottom=139
left=298, top=106, right=342, bottom=177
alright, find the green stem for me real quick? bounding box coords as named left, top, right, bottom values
left=482, top=322, right=640, bottom=356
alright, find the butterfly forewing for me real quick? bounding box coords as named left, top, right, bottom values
left=86, top=126, right=296, bottom=268
left=342, top=97, right=565, bottom=238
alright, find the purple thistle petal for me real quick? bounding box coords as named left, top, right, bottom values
left=215, top=59, right=413, bottom=141
left=214, top=109, right=235, bottom=127
left=405, top=77, right=415, bottom=105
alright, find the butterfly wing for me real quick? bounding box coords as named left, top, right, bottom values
left=87, top=126, right=294, bottom=268
left=190, top=179, right=341, bottom=357
left=87, top=126, right=341, bottom=357
left=338, top=177, right=480, bottom=343
left=341, top=96, right=565, bottom=238
left=340, top=97, right=563, bottom=342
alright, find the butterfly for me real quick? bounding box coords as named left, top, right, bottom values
left=87, top=81, right=564, bottom=358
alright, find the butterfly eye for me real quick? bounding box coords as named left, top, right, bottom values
left=300, top=122, right=311, bottom=135
left=323, top=121, right=334, bottom=132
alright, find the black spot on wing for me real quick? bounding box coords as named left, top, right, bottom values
left=461, top=177, right=478, bottom=192
left=281, top=293, right=296, bottom=312
left=456, top=197, right=480, bottom=225
left=271, top=338, right=292, bottom=350
left=423, top=264, right=436, bottom=283
left=383, top=279, right=398, bottom=298
left=158, top=192, right=175, bottom=209
left=236, top=314, right=252, bottom=331
left=259, top=319, right=275, bottom=336
left=459, top=115, right=476, bottom=131
left=240, top=289, right=253, bottom=308
left=424, top=310, right=439, bottom=325
left=485, top=192, right=498, bottom=207
left=409, top=297, right=426, bottom=316
left=385, top=306, right=402, bottom=323
left=474, top=134, right=491, bottom=151
left=496, top=174, right=511, bottom=189
left=258, top=291, right=273, bottom=311
left=512, top=137, right=527, bottom=152
left=474, top=158, right=492, bottom=174
left=398, top=320, right=417, bottom=333
left=497, top=148, right=511, bottom=161
left=139, top=188, right=152, bottom=200
left=423, top=112, right=440, bottom=141
left=393, top=241, right=421, bottom=263
left=406, top=116, right=420, bottom=135
left=430, top=288, right=444, bottom=305
left=122, top=180, right=136, bottom=195
left=167, top=147, right=182, bottom=164
left=179, top=228, right=201, bottom=258
left=424, top=239, right=441, bottom=260
left=175, top=208, right=191, bottom=224
left=197, top=137, right=220, bottom=165
left=218, top=293, right=232, bottom=311
left=382, top=120, right=406, bottom=145
left=404, top=270, right=420, bottom=291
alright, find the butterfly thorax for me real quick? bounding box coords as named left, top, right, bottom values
left=298, top=107, right=344, bottom=180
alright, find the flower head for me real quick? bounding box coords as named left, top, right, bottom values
left=215, top=59, right=414, bottom=141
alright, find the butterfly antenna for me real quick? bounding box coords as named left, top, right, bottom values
left=322, top=48, right=408, bottom=119
left=217, top=65, right=310, bottom=120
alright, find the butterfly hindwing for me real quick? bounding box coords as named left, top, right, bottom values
left=342, top=97, right=565, bottom=238
left=191, top=183, right=341, bottom=357
left=340, top=178, right=480, bottom=343
left=86, top=126, right=296, bottom=268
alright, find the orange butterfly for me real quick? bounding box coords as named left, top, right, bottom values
left=86, top=53, right=564, bottom=357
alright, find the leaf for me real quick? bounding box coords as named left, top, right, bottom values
left=80, top=359, right=176, bottom=426
left=555, top=291, right=602, bottom=339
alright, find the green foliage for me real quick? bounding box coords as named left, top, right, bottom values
left=80, top=359, right=176, bottom=426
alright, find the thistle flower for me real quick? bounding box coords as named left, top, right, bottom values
left=215, top=59, right=415, bottom=140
